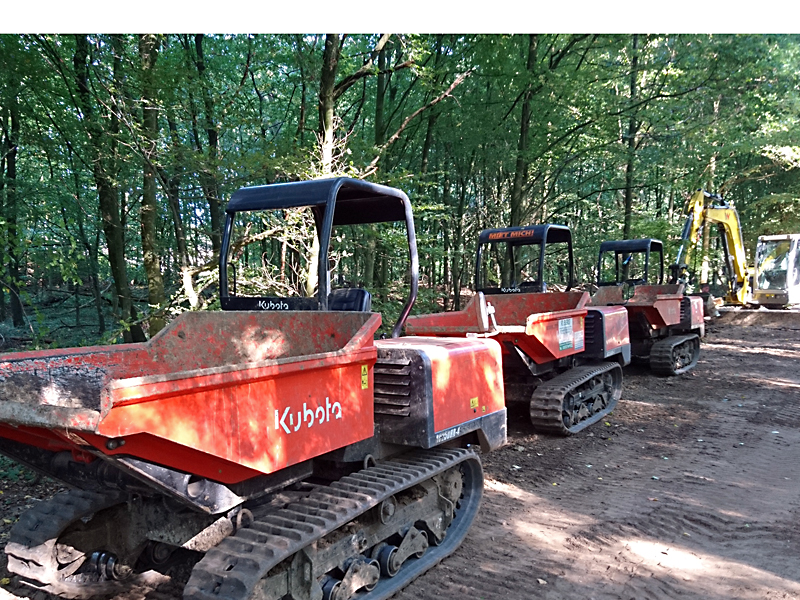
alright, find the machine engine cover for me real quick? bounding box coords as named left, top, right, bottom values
left=373, top=337, right=505, bottom=450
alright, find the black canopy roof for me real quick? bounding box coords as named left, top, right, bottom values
left=226, top=177, right=409, bottom=225
left=599, top=238, right=663, bottom=255
left=477, top=224, right=572, bottom=245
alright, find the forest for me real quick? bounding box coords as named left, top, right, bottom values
left=0, top=33, right=798, bottom=346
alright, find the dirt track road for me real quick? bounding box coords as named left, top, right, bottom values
left=2, top=315, right=800, bottom=600
left=394, top=315, right=800, bottom=600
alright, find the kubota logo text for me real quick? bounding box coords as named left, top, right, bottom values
left=274, top=397, right=342, bottom=434
left=258, top=299, right=290, bottom=310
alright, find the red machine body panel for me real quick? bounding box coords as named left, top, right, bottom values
left=588, top=306, right=631, bottom=351
left=0, top=311, right=381, bottom=484
left=689, top=296, right=704, bottom=328
left=375, top=337, right=504, bottom=434
left=624, top=284, right=683, bottom=329
left=406, top=291, right=591, bottom=364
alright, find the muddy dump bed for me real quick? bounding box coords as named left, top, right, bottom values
left=406, top=291, right=590, bottom=364
left=0, top=311, right=380, bottom=483
left=592, top=284, right=684, bottom=329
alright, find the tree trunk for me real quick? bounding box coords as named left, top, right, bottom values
left=419, top=36, right=444, bottom=181
left=5, top=91, right=24, bottom=327
left=68, top=144, right=106, bottom=335
left=509, top=34, right=538, bottom=228
left=375, top=45, right=387, bottom=147
left=319, top=34, right=341, bottom=175
left=0, top=109, right=7, bottom=322
left=700, top=95, right=722, bottom=285
left=293, top=35, right=308, bottom=145
left=73, top=34, right=146, bottom=342
left=192, top=34, right=224, bottom=254
left=622, top=34, right=639, bottom=243
left=139, top=34, right=166, bottom=335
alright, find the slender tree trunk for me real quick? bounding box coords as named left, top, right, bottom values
left=419, top=36, right=444, bottom=181
left=68, top=145, right=106, bottom=334
left=701, top=95, right=722, bottom=285
left=319, top=34, right=341, bottom=175
left=89, top=230, right=105, bottom=333
left=622, top=33, right=639, bottom=243
left=192, top=34, right=224, bottom=254
left=139, top=34, right=166, bottom=335
left=668, top=189, right=675, bottom=222
left=509, top=34, right=538, bottom=228
left=6, top=92, right=24, bottom=327
left=375, top=45, right=387, bottom=147
left=160, top=112, right=197, bottom=308
left=0, top=110, right=7, bottom=322
left=293, top=35, right=308, bottom=145
left=74, top=34, right=146, bottom=342
left=451, top=181, right=467, bottom=311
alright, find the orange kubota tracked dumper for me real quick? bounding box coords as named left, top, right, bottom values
left=592, top=238, right=704, bottom=375
left=405, top=225, right=631, bottom=435
left=0, top=179, right=506, bottom=600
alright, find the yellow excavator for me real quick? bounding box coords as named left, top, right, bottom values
left=669, top=189, right=752, bottom=306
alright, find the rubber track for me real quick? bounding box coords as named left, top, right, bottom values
left=528, top=362, right=622, bottom=436
left=650, top=334, right=700, bottom=376
left=183, top=447, right=482, bottom=600
left=5, top=489, right=130, bottom=599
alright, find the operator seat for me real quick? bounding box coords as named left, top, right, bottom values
left=328, top=288, right=372, bottom=312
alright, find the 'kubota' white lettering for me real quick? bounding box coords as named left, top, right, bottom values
left=274, top=397, right=343, bottom=435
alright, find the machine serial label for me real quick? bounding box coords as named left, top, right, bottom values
left=558, top=318, right=574, bottom=350
left=435, top=426, right=462, bottom=444
left=274, top=397, right=342, bottom=434
left=361, top=365, right=369, bottom=389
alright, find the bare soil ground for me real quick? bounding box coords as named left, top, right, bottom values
left=2, top=315, right=800, bottom=600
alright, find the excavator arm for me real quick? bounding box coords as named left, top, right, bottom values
left=671, top=189, right=751, bottom=305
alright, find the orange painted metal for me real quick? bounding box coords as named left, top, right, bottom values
left=404, top=295, right=490, bottom=334
left=622, top=284, right=683, bottom=329
left=376, top=337, right=505, bottom=433
left=0, top=311, right=381, bottom=484
left=589, top=306, right=631, bottom=351
left=688, top=296, right=704, bottom=328
left=406, top=291, right=590, bottom=365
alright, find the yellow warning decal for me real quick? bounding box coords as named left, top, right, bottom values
left=361, top=365, right=369, bottom=389
left=470, top=397, right=479, bottom=409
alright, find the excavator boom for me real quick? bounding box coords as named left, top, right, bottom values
left=671, top=189, right=751, bottom=305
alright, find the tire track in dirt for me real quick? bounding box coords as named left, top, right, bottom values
left=396, top=322, right=800, bottom=600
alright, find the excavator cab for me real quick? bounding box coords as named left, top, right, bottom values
left=597, top=238, right=664, bottom=287
left=754, top=233, right=800, bottom=308
left=474, top=224, right=574, bottom=294
left=219, top=177, right=418, bottom=337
